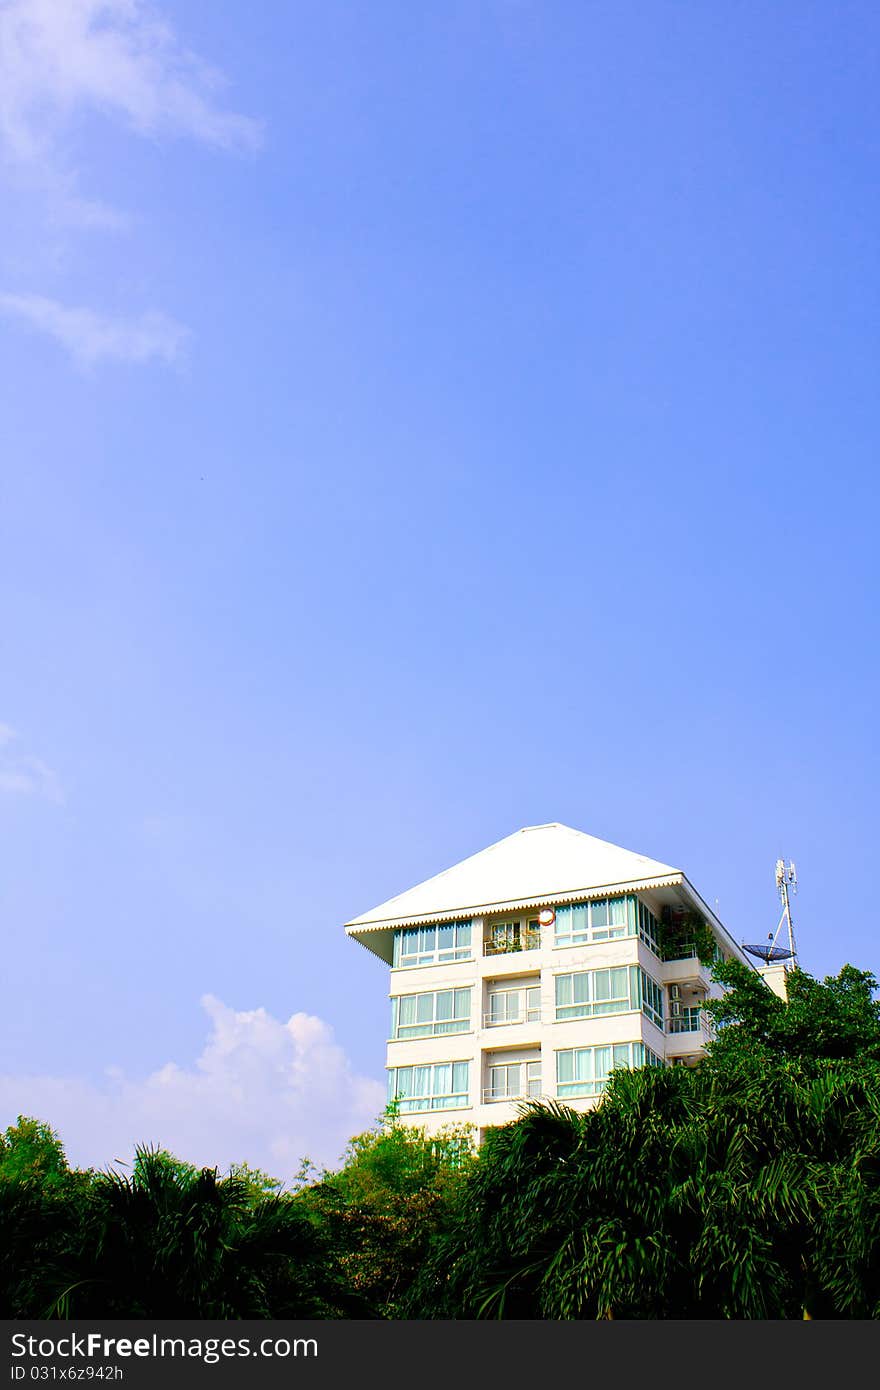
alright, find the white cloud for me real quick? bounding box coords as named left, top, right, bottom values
left=0, top=1, right=262, bottom=357
left=0, top=724, right=63, bottom=802
left=0, top=0, right=262, bottom=168
left=0, top=997, right=386, bottom=1179
left=0, top=292, right=189, bottom=367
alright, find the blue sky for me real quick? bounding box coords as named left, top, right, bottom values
left=1, top=0, right=878, bottom=1175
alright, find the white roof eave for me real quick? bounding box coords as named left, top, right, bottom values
left=345, top=872, right=685, bottom=936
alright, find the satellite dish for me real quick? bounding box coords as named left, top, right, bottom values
left=743, top=943, right=795, bottom=964
left=537, top=908, right=555, bottom=927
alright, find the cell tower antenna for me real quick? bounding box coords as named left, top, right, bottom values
left=776, top=858, right=798, bottom=966
left=742, top=859, right=799, bottom=969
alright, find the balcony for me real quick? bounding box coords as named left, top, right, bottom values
left=667, top=1007, right=714, bottom=1041
left=482, top=1080, right=543, bottom=1104
left=484, top=1008, right=541, bottom=1028
left=483, top=928, right=541, bottom=957
left=662, top=955, right=714, bottom=991
left=484, top=983, right=541, bottom=1029
left=662, top=943, right=699, bottom=963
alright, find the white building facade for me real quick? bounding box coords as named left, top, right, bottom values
left=345, top=823, right=750, bottom=1140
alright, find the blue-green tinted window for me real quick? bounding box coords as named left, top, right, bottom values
left=393, top=921, right=472, bottom=968
left=640, top=971, right=664, bottom=1029
left=556, top=1041, right=664, bottom=1097
left=391, top=988, right=471, bottom=1039
left=554, top=966, right=664, bottom=1027
left=555, top=965, right=639, bottom=1020
left=387, top=1061, right=470, bottom=1112
left=554, top=896, right=630, bottom=947
left=637, top=901, right=661, bottom=955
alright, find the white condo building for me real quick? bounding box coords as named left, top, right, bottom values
left=345, top=823, right=751, bottom=1140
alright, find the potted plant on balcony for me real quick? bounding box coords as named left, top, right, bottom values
left=659, top=908, right=716, bottom=966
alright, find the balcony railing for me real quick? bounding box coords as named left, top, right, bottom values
left=667, top=1008, right=714, bottom=1037
left=482, top=1080, right=543, bottom=1104
left=483, top=929, right=541, bottom=956
left=662, top=944, right=699, bottom=962
left=483, top=1007, right=541, bottom=1028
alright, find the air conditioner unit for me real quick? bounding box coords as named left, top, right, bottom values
left=669, top=984, right=682, bottom=1001
left=670, top=1000, right=683, bottom=1017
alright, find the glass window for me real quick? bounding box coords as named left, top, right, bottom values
left=392, top=988, right=471, bottom=1039
left=639, top=970, right=664, bottom=1029
left=486, top=1060, right=542, bottom=1102
left=435, top=991, right=453, bottom=1022
left=490, top=991, right=517, bottom=1024
left=485, top=918, right=541, bottom=954
left=554, top=896, right=634, bottom=947
left=668, top=1004, right=703, bottom=1033
left=555, top=967, right=662, bottom=1026
left=393, top=920, right=472, bottom=968
left=637, top=901, right=661, bottom=955
left=487, top=985, right=541, bottom=1025
left=488, top=1064, right=518, bottom=1100
left=388, top=1061, right=470, bottom=1112
left=556, top=1041, right=664, bottom=1098
left=555, top=965, right=639, bottom=1020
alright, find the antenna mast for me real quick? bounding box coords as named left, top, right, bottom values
left=742, top=859, right=799, bottom=969
left=774, top=859, right=798, bottom=968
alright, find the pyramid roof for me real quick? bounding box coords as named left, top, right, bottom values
left=345, top=822, right=682, bottom=942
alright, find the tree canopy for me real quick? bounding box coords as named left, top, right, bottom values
left=405, top=1055, right=880, bottom=1318
left=0, top=1116, right=69, bottom=1188
left=704, top=960, right=880, bottom=1067
left=2, top=960, right=880, bottom=1318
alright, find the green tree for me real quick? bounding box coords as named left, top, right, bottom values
left=297, top=1110, right=475, bottom=1318
left=129, top=1148, right=283, bottom=1205
left=705, top=960, right=880, bottom=1066
left=407, top=1051, right=880, bottom=1319
left=6, top=962, right=880, bottom=1320
left=0, top=1117, right=94, bottom=1318
left=63, top=1146, right=341, bottom=1318
left=227, top=1162, right=283, bottom=1203
left=0, top=1117, right=69, bottom=1187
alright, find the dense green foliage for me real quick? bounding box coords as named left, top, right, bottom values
left=0, top=1117, right=70, bottom=1187
left=295, top=1116, right=474, bottom=1317
left=0, top=1114, right=471, bottom=1319
left=402, top=961, right=880, bottom=1318
left=406, top=1060, right=880, bottom=1318
left=658, top=910, right=717, bottom=966
left=2, top=962, right=880, bottom=1318
left=0, top=1135, right=339, bottom=1318
left=704, top=959, right=880, bottom=1066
